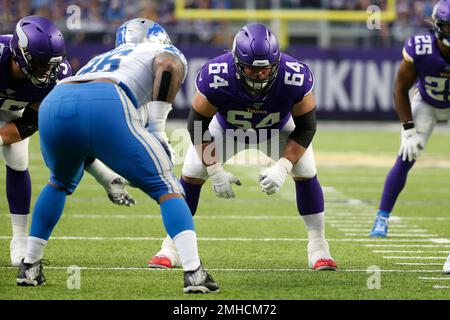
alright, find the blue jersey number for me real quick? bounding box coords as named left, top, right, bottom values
left=77, top=48, right=133, bottom=75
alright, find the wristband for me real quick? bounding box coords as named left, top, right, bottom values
left=402, top=121, right=414, bottom=130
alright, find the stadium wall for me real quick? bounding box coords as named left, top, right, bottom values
left=66, top=44, right=403, bottom=121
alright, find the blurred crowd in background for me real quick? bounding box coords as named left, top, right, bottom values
left=0, top=0, right=440, bottom=49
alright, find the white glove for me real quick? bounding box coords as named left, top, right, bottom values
left=399, top=127, right=423, bottom=162
left=259, top=158, right=293, bottom=195
left=206, top=163, right=241, bottom=199
left=152, top=131, right=176, bottom=165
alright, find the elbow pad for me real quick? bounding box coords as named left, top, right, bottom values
left=288, top=108, right=317, bottom=148
left=187, top=108, right=213, bottom=145
left=11, top=107, right=38, bottom=140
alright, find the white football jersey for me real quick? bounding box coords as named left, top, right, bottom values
left=59, top=42, right=187, bottom=107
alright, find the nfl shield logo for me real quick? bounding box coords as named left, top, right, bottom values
left=253, top=103, right=264, bottom=109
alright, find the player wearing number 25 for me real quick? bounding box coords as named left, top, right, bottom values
left=149, top=23, right=337, bottom=271
left=370, top=0, right=450, bottom=239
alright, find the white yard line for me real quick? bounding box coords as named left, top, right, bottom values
left=345, top=233, right=437, bottom=237
left=374, top=250, right=450, bottom=253
left=364, top=244, right=450, bottom=248
left=383, top=256, right=447, bottom=260
left=418, top=277, right=450, bottom=280
left=339, top=229, right=427, bottom=232
left=395, top=263, right=443, bottom=266
left=0, top=266, right=442, bottom=273
left=0, top=236, right=439, bottom=242
left=329, top=224, right=419, bottom=228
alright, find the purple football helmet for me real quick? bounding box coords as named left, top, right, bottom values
left=432, top=0, right=450, bottom=47
left=10, top=16, right=66, bottom=88
left=232, top=23, right=280, bottom=95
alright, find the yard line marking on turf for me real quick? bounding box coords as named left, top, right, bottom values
left=0, top=266, right=443, bottom=273
left=326, top=187, right=450, bottom=194
left=345, top=233, right=438, bottom=237
left=0, top=236, right=439, bottom=242
left=383, top=256, right=447, bottom=260
left=433, top=285, right=450, bottom=289
left=323, top=184, right=449, bottom=278
left=328, top=224, right=418, bottom=228
left=0, top=214, right=302, bottom=221
left=340, top=229, right=427, bottom=232
left=374, top=250, right=450, bottom=253
left=418, top=277, right=450, bottom=280
left=430, top=238, right=450, bottom=244
left=365, top=244, right=450, bottom=248
left=5, top=213, right=427, bottom=227
left=395, top=263, right=443, bottom=266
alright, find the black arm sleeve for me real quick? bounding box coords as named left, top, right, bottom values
left=84, top=156, right=96, bottom=168
left=187, top=108, right=214, bottom=145
left=11, top=107, right=39, bottom=140
left=288, top=107, right=317, bottom=148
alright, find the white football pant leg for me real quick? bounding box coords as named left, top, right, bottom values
left=181, top=116, right=236, bottom=179
left=266, top=117, right=317, bottom=179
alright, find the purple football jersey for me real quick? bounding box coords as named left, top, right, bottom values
left=403, top=32, right=450, bottom=109
left=196, top=52, right=314, bottom=131
left=0, top=34, right=72, bottom=112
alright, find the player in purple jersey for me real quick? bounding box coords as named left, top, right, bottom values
left=370, top=0, right=450, bottom=247
left=0, top=16, right=135, bottom=267
left=149, top=23, right=337, bottom=271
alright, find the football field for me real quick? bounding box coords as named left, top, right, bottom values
left=1, top=123, right=450, bottom=300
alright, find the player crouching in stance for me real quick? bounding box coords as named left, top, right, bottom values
left=370, top=0, right=450, bottom=239
left=149, top=23, right=337, bottom=271
left=1, top=16, right=134, bottom=268
left=16, top=19, right=219, bottom=293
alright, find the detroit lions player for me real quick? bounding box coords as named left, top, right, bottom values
left=114, top=18, right=183, bottom=164
left=1, top=16, right=134, bottom=268
left=149, top=23, right=337, bottom=271
left=16, top=19, right=219, bottom=293
left=370, top=0, right=450, bottom=239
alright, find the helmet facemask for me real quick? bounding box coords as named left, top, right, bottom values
left=233, top=54, right=280, bottom=95
left=434, top=18, right=450, bottom=47
left=11, top=45, right=62, bottom=88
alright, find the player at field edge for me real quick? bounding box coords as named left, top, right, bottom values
left=369, top=0, right=450, bottom=274
left=15, top=18, right=219, bottom=293
left=148, top=23, right=338, bottom=271
left=0, top=15, right=135, bottom=268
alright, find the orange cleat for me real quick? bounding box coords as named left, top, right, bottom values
left=147, top=255, right=173, bottom=269
left=312, top=258, right=338, bottom=271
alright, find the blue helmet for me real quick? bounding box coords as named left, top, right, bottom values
left=232, top=23, right=280, bottom=95
left=432, top=0, right=450, bottom=46
left=115, top=18, right=172, bottom=47
left=10, top=15, right=66, bottom=88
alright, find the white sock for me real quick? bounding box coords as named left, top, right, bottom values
left=161, top=234, right=177, bottom=251
left=10, top=214, right=29, bottom=238
left=173, top=230, right=201, bottom=271
left=24, top=236, right=47, bottom=264
left=301, top=212, right=325, bottom=242
left=85, top=159, right=116, bottom=187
